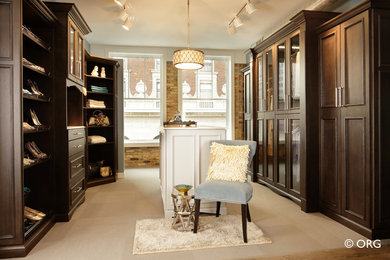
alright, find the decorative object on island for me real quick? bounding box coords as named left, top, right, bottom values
left=173, top=0, right=204, bottom=70
left=163, top=120, right=197, bottom=127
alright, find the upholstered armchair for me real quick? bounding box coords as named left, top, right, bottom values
left=193, top=140, right=257, bottom=243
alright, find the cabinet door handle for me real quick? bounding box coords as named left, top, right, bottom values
left=73, top=187, right=82, bottom=193
left=339, top=86, right=344, bottom=107
left=72, top=163, right=82, bottom=169
left=335, top=88, right=338, bottom=107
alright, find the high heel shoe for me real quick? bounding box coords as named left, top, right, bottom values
left=25, top=141, right=47, bottom=159
left=23, top=122, right=35, bottom=131
left=30, top=109, right=42, bottom=126
left=30, top=141, right=47, bottom=158
left=27, top=79, right=44, bottom=96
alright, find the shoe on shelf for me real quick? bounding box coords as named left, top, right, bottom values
left=30, top=141, right=47, bottom=159
left=23, top=88, right=32, bottom=95
left=25, top=141, right=47, bottom=160
left=23, top=157, right=35, bottom=166
left=29, top=79, right=44, bottom=96
left=24, top=208, right=42, bottom=221
left=24, top=206, right=46, bottom=218
left=23, top=122, right=35, bottom=131
left=30, top=109, right=42, bottom=126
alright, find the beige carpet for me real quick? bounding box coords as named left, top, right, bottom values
left=133, top=215, right=272, bottom=254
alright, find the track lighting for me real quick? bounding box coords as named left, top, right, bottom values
left=233, top=16, right=243, bottom=28
left=114, top=0, right=127, bottom=8
left=227, top=0, right=258, bottom=34
left=245, top=0, right=257, bottom=14
left=227, top=25, right=236, bottom=35
left=122, top=17, right=132, bottom=31
left=119, top=9, right=129, bottom=21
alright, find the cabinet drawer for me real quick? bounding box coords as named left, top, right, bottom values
left=70, top=154, right=85, bottom=181
left=71, top=178, right=85, bottom=206
left=69, top=138, right=85, bottom=157
left=68, top=128, right=85, bottom=141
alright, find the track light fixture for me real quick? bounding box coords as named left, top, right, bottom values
left=245, top=0, right=257, bottom=14
left=114, top=0, right=127, bottom=8
left=122, top=17, right=132, bottom=31
left=227, top=25, right=236, bottom=35
left=233, top=16, right=243, bottom=28
left=227, top=0, right=258, bottom=34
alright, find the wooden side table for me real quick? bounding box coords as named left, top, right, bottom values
left=171, top=192, right=195, bottom=232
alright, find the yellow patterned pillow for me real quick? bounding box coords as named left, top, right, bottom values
left=206, top=142, right=250, bottom=182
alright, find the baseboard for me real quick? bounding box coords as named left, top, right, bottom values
left=257, top=180, right=301, bottom=206
left=117, top=171, right=125, bottom=178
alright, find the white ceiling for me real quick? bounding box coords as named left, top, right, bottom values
left=53, top=0, right=323, bottom=50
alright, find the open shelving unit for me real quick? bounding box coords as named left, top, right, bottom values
left=22, top=0, right=57, bottom=241
left=84, top=53, right=118, bottom=188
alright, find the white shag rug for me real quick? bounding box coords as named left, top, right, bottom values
left=133, top=215, right=272, bottom=254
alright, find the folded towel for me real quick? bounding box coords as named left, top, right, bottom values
left=88, top=135, right=107, bottom=144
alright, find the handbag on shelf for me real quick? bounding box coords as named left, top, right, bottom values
left=100, top=166, right=112, bottom=178
left=88, top=110, right=110, bottom=127
left=88, top=160, right=104, bottom=178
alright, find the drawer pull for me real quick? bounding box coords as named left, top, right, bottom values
left=73, top=144, right=83, bottom=148
left=72, top=163, right=82, bottom=169
left=73, top=187, right=82, bottom=193
left=73, top=132, right=83, bottom=135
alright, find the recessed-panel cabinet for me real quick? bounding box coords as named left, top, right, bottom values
left=253, top=11, right=338, bottom=209
left=317, top=0, right=390, bottom=238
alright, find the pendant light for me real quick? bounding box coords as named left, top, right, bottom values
left=173, top=0, right=204, bottom=70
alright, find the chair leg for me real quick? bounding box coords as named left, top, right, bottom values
left=193, top=199, right=201, bottom=233
left=241, top=204, right=248, bottom=243
left=247, top=204, right=251, bottom=222
left=216, top=201, right=221, bottom=217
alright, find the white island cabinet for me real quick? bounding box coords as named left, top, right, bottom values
left=160, top=126, right=226, bottom=217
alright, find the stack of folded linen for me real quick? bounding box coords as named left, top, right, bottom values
left=91, top=85, right=109, bottom=93
left=87, top=99, right=106, bottom=108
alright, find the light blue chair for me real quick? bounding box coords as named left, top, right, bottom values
left=193, top=140, right=257, bottom=243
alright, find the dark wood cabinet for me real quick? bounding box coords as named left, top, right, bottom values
left=45, top=2, right=91, bottom=222
left=242, top=65, right=253, bottom=140
left=84, top=54, right=118, bottom=188
left=0, top=0, right=57, bottom=257
left=253, top=11, right=339, bottom=211
left=318, top=0, right=390, bottom=238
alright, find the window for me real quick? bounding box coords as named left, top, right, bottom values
left=112, top=54, right=163, bottom=143
left=180, top=57, right=231, bottom=132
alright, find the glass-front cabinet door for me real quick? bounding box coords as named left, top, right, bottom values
left=277, top=42, right=286, bottom=110
left=266, top=119, right=274, bottom=181
left=290, top=34, right=300, bottom=109
left=69, top=24, right=76, bottom=76
left=77, top=35, right=84, bottom=79
left=257, top=120, right=264, bottom=178
left=289, top=118, right=301, bottom=194
left=258, top=55, right=264, bottom=112
left=265, top=50, right=274, bottom=111
left=277, top=118, right=287, bottom=187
